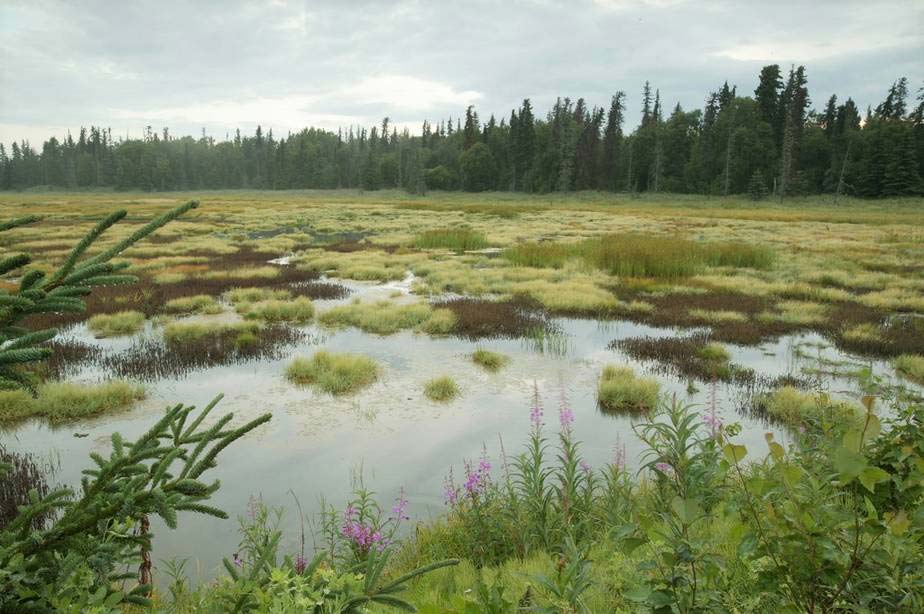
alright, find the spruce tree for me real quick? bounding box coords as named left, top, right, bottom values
left=882, top=131, right=923, bottom=196
left=747, top=169, right=769, bottom=200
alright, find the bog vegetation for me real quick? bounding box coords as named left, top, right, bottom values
left=1, top=190, right=923, bottom=612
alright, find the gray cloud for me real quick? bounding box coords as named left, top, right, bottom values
left=1, top=0, right=922, bottom=144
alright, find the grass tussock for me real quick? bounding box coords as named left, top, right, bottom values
left=0, top=380, right=145, bottom=424
left=471, top=348, right=510, bottom=372
left=319, top=300, right=449, bottom=335
left=596, top=365, right=660, bottom=414
left=505, top=234, right=774, bottom=278
left=86, top=310, right=146, bottom=337
left=755, top=386, right=861, bottom=428
left=164, top=294, right=222, bottom=315
left=285, top=351, right=379, bottom=395
left=162, top=321, right=261, bottom=345
left=424, top=375, right=460, bottom=402
left=893, top=354, right=924, bottom=385
left=241, top=297, right=315, bottom=324
left=413, top=228, right=489, bottom=252
left=225, top=287, right=292, bottom=304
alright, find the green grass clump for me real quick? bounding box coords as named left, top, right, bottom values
left=164, top=294, right=222, bottom=315
left=413, top=228, right=489, bottom=252
left=163, top=321, right=260, bottom=345
left=471, top=348, right=510, bottom=372
left=424, top=376, right=460, bottom=402
left=893, top=354, right=924, bottom=384
left=597, top=365, right=659, bottom=413
left=417, top=308, right=456, bottom=335
left=242, top=297, right=314, bottom=324
left=319, top=300, right=434, bottom=335
left=285, top=351, right=379, bottom=395
left=758, top=386, right=860, bottom=428
left=0, top=380, right=145, bottom=424
left=505, top=234, right=773, bottom=278
left=224, top=287, right=292, bottom=304
left=697, top=342, right=730, bottom=363
left=87, top=310, right=146, bottom=337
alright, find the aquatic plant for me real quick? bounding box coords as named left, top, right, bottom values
left=164, top=294, right=222, bottom=315
left=241, top=297, right=315, bottom=324
left=417, top=307, right=457, bottom=335
left=471, top=348, right=510, bottom=372
left=754, top=386, right=861, bottom=429
left=87, top=310, right=146, bottom=337
left=413, top=228, right=489, bottom=252
left=0, top=445, right=54, bottom=530
left=596, top=365, right=659, bottom=414
left=424, top=376, right=460, bottom=402
left=319, top=300, right=435, bottom=335
left=0, top=380, right=145, bottom=424
left=285, top=351, right=379, bottom=395
left=893, top=354, right=924, bottom=385
left=434, top=296, right=553, bottom=340
left=613, top=333, right=748, bottom=383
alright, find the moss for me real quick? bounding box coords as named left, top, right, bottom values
left=242, top=297, right=315, bottom=324
left=757, top=386, right=861, bottom=428
left=471, top=348, right=510, bottom=372
left=597, top=365, right=659, bottom=414
left=164, top=295, right=222, bottom=315
left=0, top=380, right=145, bottom=424
left=285, top=351, right=379, bottom=395
left=87, top=310, right=146, bottom=337
left=424, top=376, right=460, bottom=402
left=893, top=354, right=924, bottom=384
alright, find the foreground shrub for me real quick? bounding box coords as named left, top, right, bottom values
left=424, top=376, right=460, bottom=402
left=285, top=351, right=379, bottom=395
left=596, top=365, right=659, bottom=413
left=471, top=348, right=510, bottom=371
left=894, top=353, right=924, bottom=384
left=87, top=310, right=146, bottom=337
left=0, top=380, right=145, bottom=424
left=0, top=396, right=271, bottom=611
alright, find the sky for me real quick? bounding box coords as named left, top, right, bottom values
left=1, top=0, right=922, bottom=146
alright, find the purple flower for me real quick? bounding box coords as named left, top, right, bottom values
left=530, top=383, right=544, bottom=429
left=559, top=389, right=575, bottom=431
left=294, top=554, right=307, bottom=575
left=580, top=460, right=592, bottom=474
left=654, top=462, right=674, bottom=477
left=703, top=409, right=722, bottom=437
left=391, top=489, right=409, bottom=521
left=233, top=552, right=243, bottom=568
left=443, top=471, right=459, bottom=507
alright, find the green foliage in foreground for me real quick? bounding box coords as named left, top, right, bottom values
left=396, top=380, right=924, bottom=612
left=286, top=351, right=379, bottom=395
left=0, top=395, right=272, bottom=611
left=0, top=201, right=198, bottom=390
left=0, top=379, right=145, bottom=424
left=504, top=234, right=775, bottom=278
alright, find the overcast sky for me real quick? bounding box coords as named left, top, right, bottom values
left=1, top=0, right=922, bottom=145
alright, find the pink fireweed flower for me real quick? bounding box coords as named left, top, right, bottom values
left=654, top=462, right=674, bottom=477
left=559, top=390, right=575, bottom=431
left=613, top=435, right=627, bottom=471
left=391, top=488, right=409, bottom=521
left=232, top=552, right=243, bottom=568
left=703, top=409, right=722, bottom=437
left=463, top=454, right=492, bottom=499
left=530, top=382, right=544, bottom=429
left=443, top=470, right=459, bottom=507
left=580, top=460, right=592, bottom=475
left=295, top=554, right=307, bottom=575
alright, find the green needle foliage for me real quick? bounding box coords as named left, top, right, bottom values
left=0, top=394, right=272, bottom=610
left=0, top=200, right=198, bottom=390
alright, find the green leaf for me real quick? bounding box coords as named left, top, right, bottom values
left=887, top=510, right=910, bottom=535
left=768, top=441, right=785, bottom=461
left=623, top=586, right=651, bottom=602
left=833, top=445, right=867, bottom=482
left=858, top=466, right=889, bottom=492
left=723, top=443, right=747, bottom=464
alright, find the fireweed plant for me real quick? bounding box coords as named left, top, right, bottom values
left=403, top=376, right=923, bottom=612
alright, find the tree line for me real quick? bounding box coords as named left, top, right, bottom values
left=2, top=65, right=922, bottom=198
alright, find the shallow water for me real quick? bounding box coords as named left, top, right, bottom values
left=2, top=276, right=910, bottom=584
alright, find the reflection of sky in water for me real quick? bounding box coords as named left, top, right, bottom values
left=4, top=278, right=915, bottom=585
